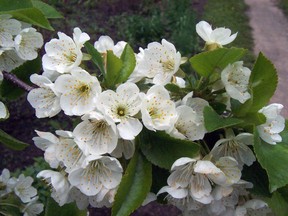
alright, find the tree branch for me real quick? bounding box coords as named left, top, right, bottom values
left=2, top=71, right=34, bottom=92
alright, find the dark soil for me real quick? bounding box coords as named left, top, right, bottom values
left=0, top=1, right=207, bottom=215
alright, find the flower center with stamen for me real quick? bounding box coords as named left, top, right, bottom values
left=64, top=52, right=77, bottom=63
left=161, top=59, right=175, bottom=73
left=91, top=120, right=107, bottom=133
left=117, top=107, right=126, bottom=117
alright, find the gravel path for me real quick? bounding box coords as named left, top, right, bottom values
left=245, top=0, right=288, bottom=117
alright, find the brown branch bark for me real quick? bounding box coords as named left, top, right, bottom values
left=2, top=71, right=34, bottom=92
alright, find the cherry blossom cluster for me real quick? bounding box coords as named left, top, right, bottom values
left=0, top=168, right=43, bottom=216
left=27, top=21, right=285, bottom=215
left=0, top=14, right=43, bottom=73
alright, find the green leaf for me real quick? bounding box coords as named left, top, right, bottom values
left=105, top=51, right=123, bottom=88
left=31, top=0, right=63, bottom=19
left=267, top=191, right=288, bottom=216
left=0, top=8, right=53, bottom=30
left=116, top=44, right=136, bottom=84
left=112, top=150, right=152, bottom=216
left=203, top=106, right=243, bottom=132
left=165, top=83, right=181, bottom=93
left=0, top=57, right=41, bottom=100
left=0, top=129, right=29, bottom=150
left=189, top=47, right=246, bottom=77
left=248, top=53, right=278, bottom=111
left=84, top=42, right=105, bottom=75
left=241, top=162, right=271, bottom=197
left=0, top=0, right=33, bottom=11
left=234, top=53, right=278, bottom=116
left=44, top=197, right=87, bottom=216
left=138, top=128, right=201, bottom=169
left=254, top=122, right=288, bottom=192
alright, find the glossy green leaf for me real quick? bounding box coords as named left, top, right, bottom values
left=45, top=197, right=87, bottom=216
left=189, top=48, right=246, bottom=77
left=0, top=194, right=22, bottom=216
left=0, top=8, right=53, bottom=30
left=138, top=128, right=201, bottom=169
left=0, top=129, right=29, bottom=150
left=0, top=57, right=41, bottom=100
left=105, top=50, right=123, bottom=88
left=249, top=53, right=278, bottom=111
left=233, top=53, right=278, bottom=116
left=242, top=162, right=271, bottom=197
left=32, top=0, right=63, bottom=19
left=112, top=150, right=152, bottom=216
left=0, top=0, right=33, bottom=11
left=203, top=106, right=243, bottom=132
left=116, top=44, right=136, bottom=83
left=84, top=42, right=105, bottom=75
left=254, top=122, right=288, bottom=192
left=267, top=191, right=288, bottom=216
left=165, top=83, right=181, bottom=93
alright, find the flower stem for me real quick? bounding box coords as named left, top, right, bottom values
left=0, top=202, right=20, bottom=208
left=2, top=71, right=34, bottom=92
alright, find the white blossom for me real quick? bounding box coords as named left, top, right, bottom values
left=14, top=28, right=43, bottom=60
left=158, top=157, right=228, bottom=204
left=73, top=111, right=118, bottom=156
left=14, top=174, right=37, bottom=203
left=235, top=199, right=272, bottom=216
left=97, top=82, right=143, bottom=140
left=196, top=21, right=237, bottom=48
left=69, top=187, right=89, bottom=210
left=42, top=27, right=89, bottom=73
left=0, top=48, right=24, bottom=72
left=55, top=130, right=86, bottom=172
left=68, top=155, right=123, bottom=196
left=210, top=157, right=241, bottom=186
left=257, top=103, right=285, bottom=144
left=178, top=92, right=208, bottom=140
left=94, top=35, right=127, bottom=57
left=89, top=187, right=117, bottom=208
left=0, top=168, right=16, bottom=196
left=221, top=61, right=251, bottom=104
left=37, top=170, right=71, bottom=206
left=0, top=15, right=21, bottom=47
left=141, top=85, right=177, bottom=131
left=131, top=39, right=181, bottom=85
left=54, top=67, right=101, bottom=116
left=0, top=101, right=8, bottom=119
left=32, top=130, right=60, bottom=168
left=22, top=197, right=44, bottom=216
left=110, top=139, right=135, bottom=159
left=168, top=105, right=203, bottom=141
left=211, top=129, right=255, bottom=168
left=27, top=74, right=61, bottom=118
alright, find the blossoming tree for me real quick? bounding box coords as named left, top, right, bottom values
left=1, top=2, right=288, bottom=216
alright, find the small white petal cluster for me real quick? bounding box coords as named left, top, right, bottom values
left=0, top=101, right=8, bottom=119
left=0, top=169, right=43, bottom=216
left=128, top=39, right=182, bottom=85
left=42, top=27, right=89, bottom=73
left=0, top=15, right=43, bottom=72
left=211, top=129, right=256, bottom=169
left=94, top=35, right=127, bottom=57
left=257, top=103, right=285, bottom=144
left=158, top=157, right=272, bottom=215
left=196, top=20, right=237, bottom=49
left=158, top=156, right=241, bottom=205
left=221, top=61, right=251, bottom=104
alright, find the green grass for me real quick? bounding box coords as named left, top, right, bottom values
left=278, top=0, right=288, bottom=16
left=202, top=0, right=255, bottom=66
left=110, top=0, right=201, bottom=56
